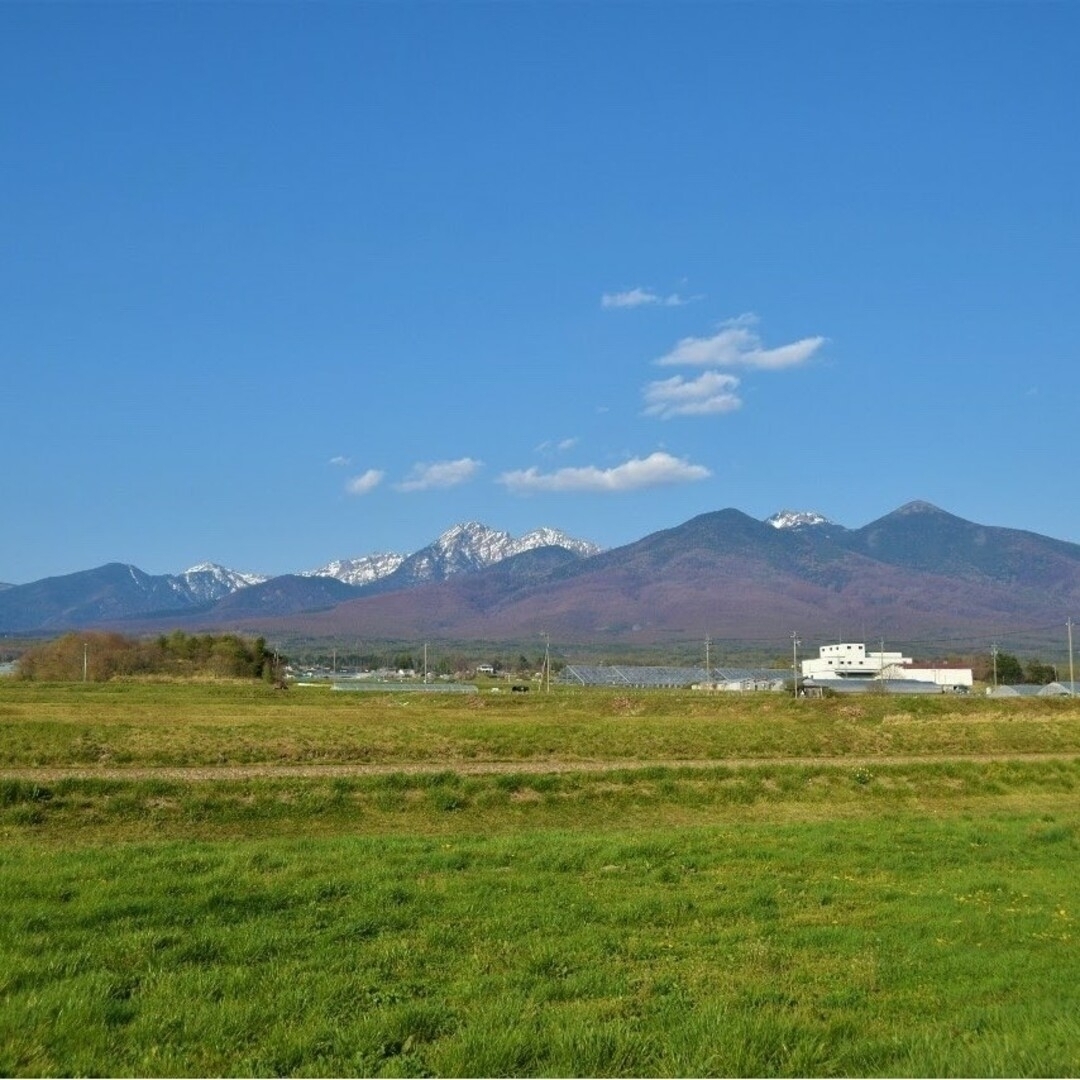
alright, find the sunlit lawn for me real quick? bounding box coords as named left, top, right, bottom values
left=1, top=681, right=1078, bottom=1076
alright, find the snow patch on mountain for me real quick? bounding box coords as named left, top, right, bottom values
left=161, top=524, right=599, bottom=595
left=766, top=509, right=834, bottom=530
left=307, top=523, right=601, bottom=586
left=514, top=527, right=601, bottom=559
left=173, top=563, right=268, bottom=604
left=302, top=553, right=407, bottom=587
left=414, top=522, right=600, bottom=579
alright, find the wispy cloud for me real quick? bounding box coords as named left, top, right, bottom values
left=396, top=457, right=482, bottom=492
left=535, top=436, right=580, bottom=455
left=643, top=371, right=742, bottom=419
left=655, top=313, right=825, bottom=370
left=345, top=469, right=384, bottom=496
left=499, top=451, right=710, bottom=494
left=601, top=286, right=692, bottom=309
left=328, top=455, right=351, bottom=467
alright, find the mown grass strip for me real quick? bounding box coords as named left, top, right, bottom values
left=1, top=758, right=1077, bottom=844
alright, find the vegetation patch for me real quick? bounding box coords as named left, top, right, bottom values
left=2, top=681, right=1080, bottom=768
left=1, top=682, right=1079, bottom=1075
left=14, top=632, right=283, bottom=683
left=1, top=816, right=1077, bottom=1077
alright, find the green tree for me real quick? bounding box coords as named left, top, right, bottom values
left=1024, top=658, right=1058, bottom=685
left=993, top=651, right=1024, bottom=684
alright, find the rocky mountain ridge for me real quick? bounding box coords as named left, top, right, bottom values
left=0, top=523, right=602, bottom=631
left=174, top=563, right=269, bottom=603
left=302, top=523, right=600, bottom=589
left=766, top=509, right=834, bottom=530
left=301, top=553, right=406, bottom=588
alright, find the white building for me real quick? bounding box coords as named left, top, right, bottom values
left=802, top=643, right=972, bottom=690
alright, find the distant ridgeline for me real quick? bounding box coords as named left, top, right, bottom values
left=15, top=631, right=284, bottom=682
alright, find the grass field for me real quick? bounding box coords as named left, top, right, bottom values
left=1, top=680, right=1078, bottom=1076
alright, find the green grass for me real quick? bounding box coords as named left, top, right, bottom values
left=0, top=758, right=1078, bottom=843
left=1, top=817, right=1076, bottom=1077
left=2, top=680, right=1080, bottom=767
left=2, top=680, right=1079, bottom=1076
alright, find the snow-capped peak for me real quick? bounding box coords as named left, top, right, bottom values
left=766, top=509, right=833, bottom=530
left=307, top=523, right=601, bottom=586
left=182, top=562, right=266, bottom=586
left=512, top=527, right=601, bottom=558
left=173, top=562, right=268, bottom=603
left=430, top=522, right=600, bottom=567
left=434, top=522, right=510, bottom=559
left=302, top=552, right=407, bottom=587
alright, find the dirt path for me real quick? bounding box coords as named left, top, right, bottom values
left=1, top=752, right=1076, bottom=783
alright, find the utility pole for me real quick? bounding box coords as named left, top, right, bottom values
left=423, top=642, right=429, bottom=683
left=1068, top=619, right=1075, bottom=696
left=83, top=642, right=88, bottom=683
left=543, top=632, right=551, bottom=693
left=991, top=642, right=999, bottom=690
left=791, top=632, right=800, bottom=698
left=705, top=635, right=711, bottom=689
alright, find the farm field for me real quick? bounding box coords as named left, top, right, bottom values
left=1, top=681, right=1078, bottom=1076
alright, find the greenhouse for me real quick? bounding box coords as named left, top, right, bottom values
left=556, top=665, right=787, bottom=691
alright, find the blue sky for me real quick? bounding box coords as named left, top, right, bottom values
left=3, top=2, right=1079, bottom=583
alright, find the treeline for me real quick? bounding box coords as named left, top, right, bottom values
left=971, top=652, right=1059, bottom=685
left=16, top=631, right=283, bottom=682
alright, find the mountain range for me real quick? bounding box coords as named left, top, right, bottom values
left=4, top=503, right=1080, bottom=652
left=0, top=524, right=599, bottom=633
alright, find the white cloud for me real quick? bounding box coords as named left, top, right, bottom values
left=498, top=451, right=711, bottom=494
left=655, top=313, right=825, bottom=370
left=345, top=469, right=384, bottom=496
left=329, top=455, right=351, bottom=467
left=601, top=286, right=692, bottom=309
left=396, top=457, right=482, bottom=492
left=643, top=371, right=743, bottom=419
left=535, top=436, right=580, bottom=455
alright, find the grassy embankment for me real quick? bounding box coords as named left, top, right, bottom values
left=1, top=680, right=1078, bottom=1076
